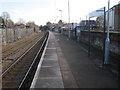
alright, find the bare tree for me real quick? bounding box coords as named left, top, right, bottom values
left=96, top=16, right=104, bottom=30
left=1, top=12, right=11, bottom=43
left=46, top=21, right=52, bottom=30
left=1, top=12, right=10, bottom=27
left=26, top=21, right=36, bottom=27
left=17, top=18, right=26, bottom=25
left=0, top=16, right=4, bottom=28
left=7, top=19, right=14, bottom=28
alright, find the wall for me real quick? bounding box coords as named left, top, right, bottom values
left=62, top=29, right=120, bottom=73
left=80, top=30, right=120, bottom=73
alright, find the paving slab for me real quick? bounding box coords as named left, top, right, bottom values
left=31, top=31, right=119, bottom=89
left=30, top=31, right=64, bottom=88
left=34, top=78, right=64, bottom=88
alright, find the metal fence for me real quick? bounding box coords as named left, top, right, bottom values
left=1, top=28, right=35, bottom=45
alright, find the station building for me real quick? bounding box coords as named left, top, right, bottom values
left=106, top=3, right=120, bottom=30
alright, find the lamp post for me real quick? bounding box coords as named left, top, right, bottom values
left=68, top=0, right=71, bottom=39
left=59, top=10, right=62, bottom=21
left=104, top=0, right=110, bottom=64
left=59, top=10, right=63, bottom=33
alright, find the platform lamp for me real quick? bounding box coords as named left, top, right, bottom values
left=68, top=0, right=71, bottom=39
left=59, top=10, right=62, bottom=21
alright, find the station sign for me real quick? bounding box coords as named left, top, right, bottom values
left=89, top=7, right=104, bottom=18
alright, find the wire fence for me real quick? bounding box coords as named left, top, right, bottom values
left=1, top=27, right=38, bottom=45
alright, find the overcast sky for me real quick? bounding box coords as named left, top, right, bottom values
left=0, top=0, right=120, bottom=25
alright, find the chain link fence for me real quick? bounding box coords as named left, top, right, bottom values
left=1, top=27, right=35, bottom=45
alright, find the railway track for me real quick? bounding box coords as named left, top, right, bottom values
left=1, top=31, right=49, bottom=89
left=2, top=32, right=46, bottom=72
left=1, top=33, right=36, bottom=58
left=2, top=32, right=43, bottom=60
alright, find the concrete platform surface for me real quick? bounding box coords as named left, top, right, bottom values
left=31, top=31, right=119, bottom=89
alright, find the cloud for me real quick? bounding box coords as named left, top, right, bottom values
left=11, top=10, right=21, bottom=14
left=1, top=0, right=119, bottom=25
left=0, top=0, right=53, bottom=3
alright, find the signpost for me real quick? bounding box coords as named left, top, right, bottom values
left=104, top=0, right=110, bottom=64
left=89, top=0, right=111, bottom=66
left=89, top=7, right=104, bottom=18
left=89, top=7, right=107, bottom=67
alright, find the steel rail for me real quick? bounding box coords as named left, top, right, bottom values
left=0, top=33, right=46, bottom=78
left=1, top=33, right=37, bottom=54
left=2, top=33, right=43, bottom=60
left=18, top=32, right=49, bottom=89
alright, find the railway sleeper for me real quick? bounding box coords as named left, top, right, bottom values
left=1, top=32, right=49, bottom=89
left=2, top=74, right=24, bottom=81
left=2, top=81, right=20, bottom=88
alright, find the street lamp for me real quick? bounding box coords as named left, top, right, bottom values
left=59, top=10, right=62, bottom=21
left=104, top=0, right=110, bottom=64
left=68, top=0, right=71, bottom=39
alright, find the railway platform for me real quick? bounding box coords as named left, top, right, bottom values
left=31, top=31, right=119, bottom=88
